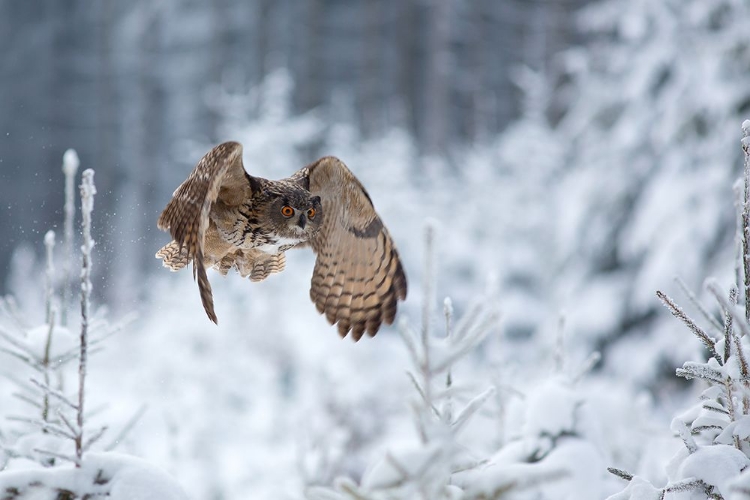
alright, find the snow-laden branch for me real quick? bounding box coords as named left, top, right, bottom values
left=76, top=168, right=97, bottom=467
left=675, top=277, right=724, bottom=334
left=741, top=119, right=750, bottom=323
left=671, top=418, right=698, bottom=454
left=656, top=290, right=721, bottom=365
left=44, top=230, right=55, bottom=325
left=62, top=149, right=79, bottom=326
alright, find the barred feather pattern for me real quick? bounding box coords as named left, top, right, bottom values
left=155, top=241, right=189, bottom=271
left=156, top=142, right=248, bottom=324
left=306, top=157, right=408, bottom=340
left=248, top=253, right=286, bottom=282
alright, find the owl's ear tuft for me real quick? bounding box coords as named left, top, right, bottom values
left=245, top=173, right=263, bottom=194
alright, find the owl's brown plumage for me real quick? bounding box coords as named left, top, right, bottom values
left=156, top=141, right=407, bottom=340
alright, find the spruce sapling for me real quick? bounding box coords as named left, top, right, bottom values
left=607, top=121, right=750, bottom=499
left=307, top=224, right=498, bottom=500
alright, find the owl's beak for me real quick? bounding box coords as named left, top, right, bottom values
left=298, top=215, right=306, bottom=229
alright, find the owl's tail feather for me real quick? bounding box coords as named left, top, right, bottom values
left=194, top=250, right=218, bottom=324
left=155, top=241, right=189, bottom=271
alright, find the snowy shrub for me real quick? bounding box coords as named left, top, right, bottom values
left=606, top=123, right=750, bottom=499
left=303, top=226, right=640, bottom=500
left=306, top=225, right=499, bottom=500
left=0, top=153, right=187, bottom=499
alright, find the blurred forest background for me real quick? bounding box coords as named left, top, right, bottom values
left=4, top=0, right=750, bottom=496
left=0, top=0, right=586, bottom=296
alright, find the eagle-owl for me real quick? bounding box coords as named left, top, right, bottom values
left=156, top=142, right=407, bottom=340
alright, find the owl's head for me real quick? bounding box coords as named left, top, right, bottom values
left=266, top=191, right=323, bottom=240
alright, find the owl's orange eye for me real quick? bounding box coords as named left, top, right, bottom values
left=281, top=205, right=294, bottom=217
left=307, top=208, right=316, bottom=219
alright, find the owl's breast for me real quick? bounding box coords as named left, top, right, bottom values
left=212, top=215, right=301, bottom=254
left=255, top=236, right=303, bottom=254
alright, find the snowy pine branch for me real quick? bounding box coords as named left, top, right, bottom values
left=676, top=362, right=725, bottom=384
left=29, top=377, right=78, bottom=411
left=741, top=120, right=750, bottom=324
left=607, top=467, right=633, bottom=481
left=676, top=277, right=724, bottom=334
left=0, top=150, right=187, bottom=498
left=707, top=280, right=750, bottom=339
left=451, top=387, right=495, bottom=434
left=611, top=122, right=750, bottom=500
left=671, top=419, right=698, bottom=454
left=657, top=290, right=722, bottom=365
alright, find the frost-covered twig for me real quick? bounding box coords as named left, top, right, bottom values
left=676, top=362, right=724, bottom=384
left=405, top=370, right=440, bottom=418
left=0, top=295, right=28, bottom=332
left=0, top=347, right=43, bottom=373
left=421, top=223, right=435, bottom=410
left=0, top=326, right=37, bottom=359
left=104, top=404, right=147, bottom=451
left=707, top=279, right=750, bottom=338
left=451, top=387, right=495, bottom=433
left=676, top=277, right=723, bottom=334
left=75, top=168, right=96, bottom=466
left=7, top=416, right=76, bottom=440
left=3, top=372, right=40, bottom=396
left=741, top=120, right=750, bottom=323
left=30, top=378, right=78, bottom=411
left=61, top=149, right=79, bottom=326
left=664, top=478, right=713, bottom=495
left=42, top=308, right=56, bottom=425
left=606, top=467, right=633, bottom=481
left=82, top=425, right=108, bottom=452
left=657, top=290, right=722, bottom=364
left=44, top=230, right=56, bottom=325
left=443, top=298, right=453, bottom=425
left=571, top=351, right=601, bottom=384
left=12, top=391, right=43, bottom=410
left=554, top=313, right=566, bottom=373
left=32, top=448, right=77, bottom=465
left=57, top=409, right=77, bottom=437
left=671, top=418, right=698, bottom=454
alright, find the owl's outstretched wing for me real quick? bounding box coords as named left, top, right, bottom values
left=302, top=157, right=407, bottom=340
left=157, top=141, right=251, bottom=324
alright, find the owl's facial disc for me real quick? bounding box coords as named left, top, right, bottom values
left=271, top=195, right=322, bottom=239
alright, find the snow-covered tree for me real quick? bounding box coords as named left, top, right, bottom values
left=605, top=122, right=750, bottom=500
left=0, top=153, right=187, bottom=500
left=551, top=0, right=750, bottom=387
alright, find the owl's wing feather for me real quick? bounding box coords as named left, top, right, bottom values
left=156, top=141, right=251, bottom=324
left=304, top=156, right=407, bottom=340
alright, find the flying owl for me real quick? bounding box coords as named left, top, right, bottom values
left=156, top=141, right=407, bottom=340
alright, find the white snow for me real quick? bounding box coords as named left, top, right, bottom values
left=61, top=149, right=79, bottom=177
left=0, top=452, right=188, bottom=500
left=522, top=378, right=579, bottom=440
left=605, top=476, right=662, bottom=500
left=678, top=446, right=750, bottom=497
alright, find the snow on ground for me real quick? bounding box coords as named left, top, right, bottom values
left=0, top=452, right=188, bottom=500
